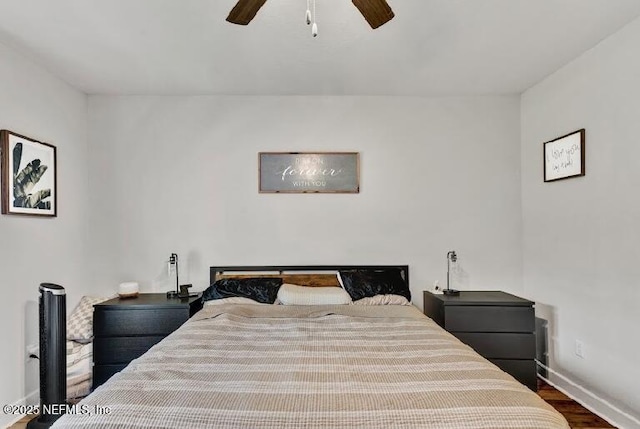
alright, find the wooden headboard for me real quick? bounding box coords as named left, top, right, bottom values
left=209, top=265, right=410, bottom=288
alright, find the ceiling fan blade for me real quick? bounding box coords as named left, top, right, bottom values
left=226, top=0, right=268, bottom=25
left=352, top=0, right=395, bottom=29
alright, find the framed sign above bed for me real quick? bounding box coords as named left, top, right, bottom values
left=259, top=152, right=359, bottom=193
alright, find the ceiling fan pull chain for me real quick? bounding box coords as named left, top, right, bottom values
left=305, top=0, right=311, bottom=25
left=311, top=0, right=318, bottom=37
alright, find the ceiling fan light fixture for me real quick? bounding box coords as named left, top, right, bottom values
left=226, top=0, right=394, bottom=32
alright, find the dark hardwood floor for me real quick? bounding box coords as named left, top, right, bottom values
left=538, top=379, right=616, bottom=428
left=9, top=380, right=616, bottom=429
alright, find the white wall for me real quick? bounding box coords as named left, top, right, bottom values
left=0, top=42, right=89, bottom=427
left=87, top=95, right=523, bottom=305
left=521, top=16, right=640, bottom=428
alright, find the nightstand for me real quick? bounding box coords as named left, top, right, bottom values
left=92, top=293, right=202, bottom=389
left=423, top=290, right=537, bottom=391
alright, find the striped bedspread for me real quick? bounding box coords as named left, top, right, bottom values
left=53, top=304, right=569, bottom=428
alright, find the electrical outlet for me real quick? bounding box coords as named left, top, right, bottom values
left=575, top=340, right=584, bottom=358
left=26, top=344, right=39, bottom=359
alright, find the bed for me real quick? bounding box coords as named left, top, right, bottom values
left=52, top=265, right=568, bottom=429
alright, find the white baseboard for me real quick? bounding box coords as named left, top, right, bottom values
left=1, top=390, right=38, bottom=429
left=537, top=361, right=640, bottom=429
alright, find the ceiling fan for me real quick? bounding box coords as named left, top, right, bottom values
left=226, top=0, right=395, bottom=30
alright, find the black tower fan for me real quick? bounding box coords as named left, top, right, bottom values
left=27, top=283, right=67, bottom=429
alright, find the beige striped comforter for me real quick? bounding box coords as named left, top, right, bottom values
left=53, top=304, right=569, bottom=428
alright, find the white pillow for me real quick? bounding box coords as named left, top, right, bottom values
left=336, top=272, right=345, bottom=289
left=351, top=294, right=410, bottom=306
left=203, top=297, right=265, bottom=306
left=277, top=283, right=352, bottom=306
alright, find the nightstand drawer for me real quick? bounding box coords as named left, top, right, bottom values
left=454, top=332, right=535, bottom=359
left=94, top=308, right=189, bottom=337
left=94, top=336, right=165, bottom=364
left=94, top=364, right=128, bottom=388
left=445, top=306, right=534, bottom=332
left=489, top=359, right=537, bottom=391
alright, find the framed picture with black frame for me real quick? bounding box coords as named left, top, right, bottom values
left=543, top=129, right=585, bottom=182
left=1, top=130, right=57, bottom=217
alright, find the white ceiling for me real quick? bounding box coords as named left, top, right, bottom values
left=0, top=0, right=639, bottom=96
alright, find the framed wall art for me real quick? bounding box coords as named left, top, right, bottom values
left=1, top=130, right=57, bottom=216
left=543, top=129, right=585, bottom=182
left=259, top=152, right=359, bottom=193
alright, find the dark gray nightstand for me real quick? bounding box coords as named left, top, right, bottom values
left=92, top=293, right=202, bottom=389
left=423, top=290, right=537, bottom=391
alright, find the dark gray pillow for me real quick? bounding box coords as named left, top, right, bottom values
left=202, top=278, right=283, bottom=304
left=339, top=269, right=410, bottom=302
